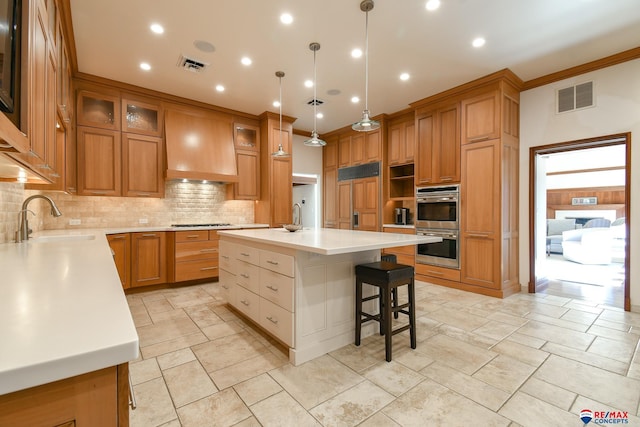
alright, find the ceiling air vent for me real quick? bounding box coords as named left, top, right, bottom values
left=557, top=81, right=594, bottom=113
left=177, top=55, right=208, bottom=73
left=307, top=98, right=324, bottom=106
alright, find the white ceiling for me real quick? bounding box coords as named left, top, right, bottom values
left=69, top=0, right=640, bottom=134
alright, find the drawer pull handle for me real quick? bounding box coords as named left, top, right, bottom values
left=222, top=284, right=229, bottom=290
left=135, top=192, right=151, bottom=197
left=128, top=372, right=137, bottom=410
left=91, top=191, right=108, bottom=195
left=240, top=273, right=250, bottom=278
left=221, top=255, right=229, bottom=260
left=266, top=260, right=279, bottom=266
left=200, top=248, right=218, bottom=253
left=200, top=267, right=218, bottom=271
left=266, top=316, right=278, bottom=324
left=186, top=235, right=200, bottom=239
left=142, top=233, right=156, bottom=237
left=240, top=300, right=250, bottom=306
left=469, top=135, right=491, bottom=143
left=240, top=252, right=250, bottom=257
left=468, top=233, right=489, bottom=238
left=427, top=270, right=444, bottom=276
left=266, top=285, right=279, bottom=292
left=440, top=177, right=453, bottom=182
left=112, top=235, right=126, bottom=240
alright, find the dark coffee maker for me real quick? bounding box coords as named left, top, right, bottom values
left=394, top=208, right=410, bottom=225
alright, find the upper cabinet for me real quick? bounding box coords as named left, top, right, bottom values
left=461, top=91, right=500, bottom=144
left=337, top=128, right=382, bottom=168
left=416, top=101, right=460, bottom=186
left=388, top=116, right=415, bottom=166
left=122, top=95, right=163, bottom=137
left=77, top=90, right=120, bottom=131
left=231, top=122, right=260, bottom=200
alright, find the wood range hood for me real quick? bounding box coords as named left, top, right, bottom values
left=164, top=108, right=239, bottom=183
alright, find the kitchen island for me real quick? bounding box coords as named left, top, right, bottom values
left=218, top=227, right=440, bottom=365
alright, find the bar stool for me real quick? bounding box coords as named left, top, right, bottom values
left=355, top=259, right=416, bottom=362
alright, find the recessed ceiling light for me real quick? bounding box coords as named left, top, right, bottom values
left=241, top=56, right=252, bottom=66
left=304, top=80, right=313, bottom=88
left=400, top=72, right=410, bottom=81
left=425, top=0, right=440, bottom=11
left=351, top=48, right=363, bottom=58
left=215, top=85, right=225, bottom=92
left=327, top=89, right=341, bottom=96
left=351, top=96, right=360, bottom=103
left=150, top=23, right=164, bottom=34
left=140, top=62, right=151, bottom=71
left=316, top=112, right=323, bottom=119
left=194, top=40, right=215, bottom=53
left=280, top=13, right=293, bottom=24
left=472, top=37, right=486, bottom=48
left=273, top=100, right=280, bottom=108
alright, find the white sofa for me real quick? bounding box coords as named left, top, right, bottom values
left=562, top=227, right=613, bottom=265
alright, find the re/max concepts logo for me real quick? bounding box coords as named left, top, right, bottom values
left=580, top=409, right=629, bottom=424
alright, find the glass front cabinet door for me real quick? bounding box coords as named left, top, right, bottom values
left=122, top=96, right=163, bottom=137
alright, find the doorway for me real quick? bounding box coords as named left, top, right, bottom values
left=292, top=173, right=320, bottom=229
left=529, top=133, right=631, bottom=311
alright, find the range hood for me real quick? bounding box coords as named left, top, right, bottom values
left=164, top=108, right=238, bottom=182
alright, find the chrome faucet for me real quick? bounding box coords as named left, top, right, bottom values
left=292, top=203, right=302, bottom=228
left=16, top=195, right=62, bottom=242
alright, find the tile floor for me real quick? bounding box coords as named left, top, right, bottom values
left=126, top=281, right=640, bottom=427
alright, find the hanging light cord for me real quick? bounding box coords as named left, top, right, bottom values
left=279, top=74, right=283, bottom=149
left=313, top=48, right=318, bottom=134
left=364, top=9, right=370, bottom=113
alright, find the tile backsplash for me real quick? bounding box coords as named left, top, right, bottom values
left=0, top=181, right=254, bottom=243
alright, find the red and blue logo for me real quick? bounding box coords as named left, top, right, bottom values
left=580, top=409, right=629, bottom=425
left=581, top=409, right=593, bottom=424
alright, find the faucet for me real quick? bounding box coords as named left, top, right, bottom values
left=16, top=195, right=62, bottom=242
left=292, top=203, right=302, bottom=228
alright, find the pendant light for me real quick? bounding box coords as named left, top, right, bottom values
left=304, top=42, right=326, bottom=147
left=352, top=0, right=380, bottom=132
left=272, top=71, right=291, bottom=157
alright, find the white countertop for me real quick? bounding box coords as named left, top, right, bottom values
left=218, top=227, right=440, bottom=255
left=0, top=229, right=139, bottom=395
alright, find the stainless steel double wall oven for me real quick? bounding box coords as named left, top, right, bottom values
left=415, top=185, right=460, bottom=268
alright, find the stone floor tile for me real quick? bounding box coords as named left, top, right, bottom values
left=157, top=419, right=181, bottom=427
left=149, top=308, right=189, bottom=324
left=436, top=323, right=499, bottom=349
left=166, top=288, right=217, bottom=309
left=328, top=343, right=382, bottom=373
left=250, top=391, right=321, bottom=427
left=362, top=360, right=425, bottom=397
left=588, top=335, right=637, bottom=363
left=541, top=342, right=628, bottom=375
left=588, top=324, right=639, bottom=343
left=137, top=316, right=201, bottom=348
left=131, top=309, right=152, bottom=328
left=534, top=355, right=640, bottom=410
left=210, top=351, right=288, bottom=390
left=599, top=309, right=640, bottom=328
left=498, top=391, right=577, bottom=427
left=519, top=377, right=577, bottom=411
left=421, top=362, right=510, bottom=411
left=200, top=320, right=246, bottom=341
left=505, top=332, right=547, bottom=349
left=527, top=301, right=570, bottom=318
left=425, top=307, right=490, bottom=331
left=129, top=357, right=161, bottom=385
left=570, top=395, right=640, bottom=425
left=383, top=378, right=510, bottom=426
left=176, top=388, right=251, bottom=427
left=310, top=380, right=395, bottom=426
left=490, top=340, right=549, bottom=367
left=184, top=304, right=224, bottom=329
left=163, top=360, right=218, bottom=408
left=233, top=373, right=283, bottom=406
left=269, top=354, right=365, bottom=410
left=416, top=333, right=497, bottom=375
left=473, top=320, right=521, bottom=341
left=593, top=318, right=634, bottom=332
left=560, top=309, right=599, bottom=326
left=231, top=416, right=262, bottom=427
left=516, top=320, right=595, bottom=350
left=140, top=331, right=208, bottom=359
left=393, top=347, right=435, bottom=371
left=144, top=298, right=174, bottom=314
left=472, top=354, right=536, bottom=393
left=156, top=348, right=197, bottom=371
left=192, top=330, right=268, bottom=372
left=563, top=300, right=604, bottom=314
left=359, top=412, right=401, bottom=426
left=486, top=311, right=530, bottom=327
left=525, top=312, right=589, bottom=332
left=130, top=377, right=177, bottom=427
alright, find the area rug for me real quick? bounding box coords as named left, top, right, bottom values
left=542, top=255, right=625, bottom=287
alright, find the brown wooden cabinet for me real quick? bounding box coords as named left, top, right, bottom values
left=231, top=122, right=260, bottom=200
left=122, top=133, right=164, bottom=198
left=382, top=227, right=416, bottom=266
left=77, top=90, right=120, bottom=130
left=77, top=126, right=121, bottom=196
left=121, top=95, right=163, bottom=136
left=338, top=131, right=382, bottom=168
left=388, top=118, right=415, bottom=166
left=107, top=233, right=131, bottom=289
left=337, top=181, right=352, bottom=229
left=322, top=137, right=338, bottom=228
left=461, top=91, right=500, bottom=144
left=416, top=101, right=460, bottom=186
left=169, top=230, right=219, bottom=282
left=131, top=232, right=167, bottom=287
left=353, top=177, right=379, bottom=231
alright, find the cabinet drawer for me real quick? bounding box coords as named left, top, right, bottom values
left=236, top=261, right=261, bottom=294
left=175, top=241, right=219, bottom=262
left=209, top=230, right=220, bottom=240
left=259, top=251, right=294, bottom=277
left=259, top=298, right=294, bottom=347
left=219, top=241, right=236, bottom=273
left=259, top=269, right=294, bottom=312
left=391, top=253, right=415, bottom=267
left=219, top=269, right=236, bottom=306
left=175, top=230, right=209, bottom=243
left=236, top=246, right=260, bottom=265
left=415, top=263, right=461, bottom=282
left=175, top=259, right=219, bottom=282
left=235, top=286, right=260, bottom=322
left=388, top=244, right=416, bottom=256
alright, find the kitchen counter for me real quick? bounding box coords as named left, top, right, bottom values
left=218, top=227, right=432, bottom=255
left=0, top=229, right=139, bottom=395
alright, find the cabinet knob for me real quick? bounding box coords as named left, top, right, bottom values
left=266, top=316, right=278, bottom=325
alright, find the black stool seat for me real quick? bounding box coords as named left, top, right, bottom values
left=355, top=260, right=416, bottom=362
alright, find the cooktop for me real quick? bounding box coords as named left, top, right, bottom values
left=171, top=223, right=232, bottom=227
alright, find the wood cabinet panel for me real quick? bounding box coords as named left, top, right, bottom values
left=350, top=133, right=365, bottom=165
left=107, top=233, right=131, bottom=289
left=382, top=227, right=416, bottom=266
left=175, top=259, right=219, bottom=282
left=77, top=90, right=120, bottom=130
left=389, top=120, right=415, bottom=166
left=131, top=232, right=166, bottom=287
left=323, top=167, right=337, bottom=227
left=175, top=230, right=209, bottom=242
left=461, top=91, right=500, bottom=144
left=234, top=150, right=259, bottom=200
left=271, top=157, right=292, bottom=227
left=324, top=138, right=338, bottom=169
left=174, top=241, right=218, bottom=263
left=365, top=130, right=381, bottom=163
left=353, top=177, right=379, bottom=231
left=122, top=133, right=163, bottom=198
left=77, top=126, right=121, bottom=196
left=338, top=136, right=350, bottom=167
left=338, top=181, right=352, bottom=229
left=416, top=102, right=460, bottom=185
left=121, top=96, right=163, bottom=136
left=416, top=112, right=434, bottom=185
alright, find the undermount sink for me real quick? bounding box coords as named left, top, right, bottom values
left=30, top=234, right=96, bottom=243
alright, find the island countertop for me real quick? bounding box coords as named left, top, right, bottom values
left=218, top=227, right=440, bottom=256
left=0, top=230, right=139, bottom=395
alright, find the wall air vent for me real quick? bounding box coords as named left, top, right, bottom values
left=557, top=81, right=594, bottom=113
left=177, top=55, right=208, bottom=73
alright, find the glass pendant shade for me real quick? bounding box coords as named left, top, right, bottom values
left=304, top=42, right=326, bottom=147
left=352, top=0, right=379, bottom=132
left=272, top=71, right=290, bottom=157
